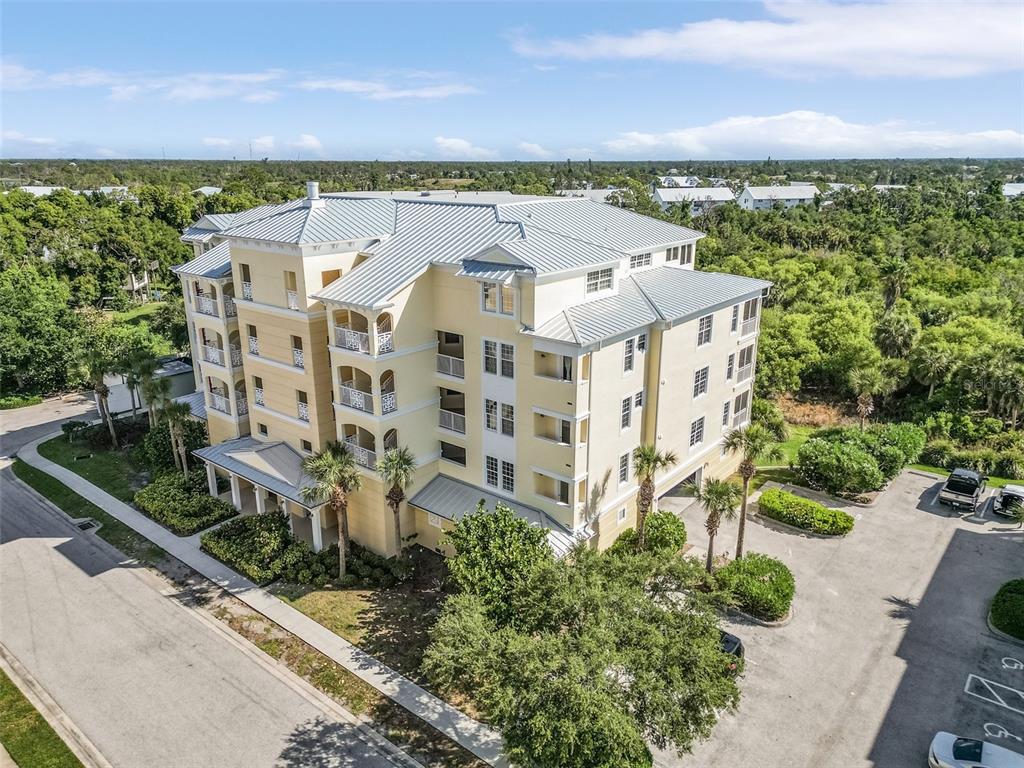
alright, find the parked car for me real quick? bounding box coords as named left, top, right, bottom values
left=720, top=630, right=744, bottom=673
left=992, top=484, right=1024, bottom=518
left=928, top=731, right=1024, bottom=767
left=937, top=468, right=988, bottom=511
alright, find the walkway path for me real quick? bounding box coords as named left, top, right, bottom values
left=18, top=431, right=507, bottom=768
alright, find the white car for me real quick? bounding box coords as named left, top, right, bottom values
left=929, top=731, right=1024, bottom=768
left=992, top=485, right=1024, bottom=518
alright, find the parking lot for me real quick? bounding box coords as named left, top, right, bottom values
left=655, top=470, right=1024, bottom=768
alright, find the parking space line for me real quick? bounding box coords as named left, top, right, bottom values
left=965, top=674, right=1024, bottom=716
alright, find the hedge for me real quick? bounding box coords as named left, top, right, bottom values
left=140, top=419, right=208, bottom=474
left=716, top=553, right=795, bottom=622
left=991, top=579, right=1024, bottom=642
left=796, top=438, right=885, bottom=495
left=608, top=510, right=687, bottom=556
left=757, top=488, right=854, bottom=536
left=133, top=472, right=236, bottom=536
left=0, top=394, right=43, bottom=410
left=921, top=439, right=1023, bottom=479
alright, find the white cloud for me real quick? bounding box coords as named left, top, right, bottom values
left=288, top=134, right=323, bottom=154
left=601, top=111, right=1024, bottom=159
left=1, top=129, right=57, bottom=146
left=250, top=136, right=275, bottom=153
left=513, top=1, right=1022, bottom=78
left=518, top=141, right=553, bottom=159
left=202, top=137, right=234, bottom=147
left=434, top=136, right=497, bottom=160
left=298, top=78, right=477, bottom=100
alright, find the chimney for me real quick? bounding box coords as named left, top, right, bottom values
left=304, top=180, right=324, bottom=208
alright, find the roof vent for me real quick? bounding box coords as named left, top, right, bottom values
left=304, top=181, right=324, bottom=209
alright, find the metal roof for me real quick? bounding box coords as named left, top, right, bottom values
left=222, top=197, right=395, bottom=245
left=409, top=474, right=581, bottom=557
left=181, top=225, right=217, bottom=243
left=495, top=225, right=624, bottom=274
left=173, top=390, right=207, bottom=421
left=741, top=185, right=818, bottom=201
left=456, top=260, right=531, bottom=281
left=193, top=437, right=316, bottom=508
left=172, top=240, right=232, bottom=279
left=532, top=277, right=659, bottom=346
left=654, top=187, right=735, bottom=204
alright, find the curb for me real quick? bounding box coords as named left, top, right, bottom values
left=987, top=612, right=1024, bottom=649
left=727, top=602, right=794, bottom=628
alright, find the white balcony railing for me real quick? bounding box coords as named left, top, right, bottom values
left=436, top=354, right=465, bottom=379
left=334, top=326, right=370, bottom=355
left=248, top=336, right=259, bottom=356
left=439, top=409, right=466, bottom=434
left=292, top=348, right=305, bottom=369
left=286, top=290, right=299, bottom=310
left=242, top=281, right=253, bottom=300
left=195, top=295, right=218, bottom=317
left=732, top=409, right=749, bottom=428
left=297, top=401, right=310, bottom=422
left=201, top=345, right=225, bottom=366
left=236, top=397, right=249, bottom=416
left=741, top=317, right=758, bottom=336
left=254, top=387, right=265, bottom=406
left=381, top=391, right=398, bottom=414
left=229, top=346, right=243, bottom=367
left=209, top=392, right=231, bottom=414
left=339, top=384, right=373, bottom=413
left=376, top=331, right=394, bottom=355
left=224, top=296, right=237, bottom=317
left=737, top=364, right=753, bottom=383
left=345, top=436, right=377, bottom=469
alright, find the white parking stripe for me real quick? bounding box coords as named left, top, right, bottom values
left=965, top=674, right=1024, bottom=716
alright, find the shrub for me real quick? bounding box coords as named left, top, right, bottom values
left=990, top=579, right=1024, bottom=642
left=920, top=439, right=955, bottom=468
left=201, top=511, right=292, bottom=584
left=716, top=553, right=795, bottom=622
left=871, top=423, right=927, bottom=466
left=141, top=418, right=208, bottom=473
left=133, top=471, right=235, bottom=535
left=752, top=398, right=788, bottom=441
left=61, top=420, right=90, bottom=443
left=0, top=393, right=43, bottom=409
left=757, top=488, right=854, bottom=535
left=81, top=415, right=149, bottom=449
left=996, top=451, right=1024, bottom=480
left=796, top=438, right=884, bottom=495
left=949, top=448, right=998, bottom=474
left=608, top=510, right=687, bottom=556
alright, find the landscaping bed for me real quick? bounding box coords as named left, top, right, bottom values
left=716, top=553, right=796, bottom=622
left=133, top=472, right=236, bottom=536
left=990, top=579, right=1024, bottom=642
left=757, top=488, right=854, bottom=536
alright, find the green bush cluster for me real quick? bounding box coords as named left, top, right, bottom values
left=80, top=415, right=149, bottom=449
left=757, top=488, right=854, bottom=536
left=608, top=510, right=687, bottom=555
left=920, top=438, right=1023, bottom=479
left=716, top=553, right=796, bottom=622
left=0, top=393, right=43, bottom=409
left=990, top=579, right=1024, bottom=642
left=797, top=423, right=926, bottom=494
left=133, top=471, right=236, bottom=536
left=140, top=418, right=208, bottom=473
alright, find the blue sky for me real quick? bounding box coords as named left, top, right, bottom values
left=1, top=1, right=1021, bottom=160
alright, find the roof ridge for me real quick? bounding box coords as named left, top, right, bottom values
left=561, top=309, right=581, bottom=344
left=627, top=273, right=666, bottom=321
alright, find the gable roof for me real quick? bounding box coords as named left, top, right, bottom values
left=172, top=240, right=232, bottom=279
left=742, top=185, right=818, bottom=201
left=194, top=437, right=316, bottom=507
left=654, top=187, right=735, bottom=204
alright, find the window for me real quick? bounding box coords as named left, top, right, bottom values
left=690, top=417, right=705, bottom=447
left=621, top=397, right=632, bottom=429
left=482, top=282, right=497, bottom=312
left=559, top=355, right=573, bottom=381
left=726, top=353, right=735, bottom=380
left=428, top=513, right=443, bottom=528
left=240, top=263, right=251, bottom=282
left=482, top=283, right=514, bottom=315
left=629, top=252, right=652, bottom=269
left=585, top=268, right=613, bottom=294
left=253, top=375, right=263, bottom=390
left=617, top=507, right=628, bottom=523
left=666, top=246, right=680, bottom=262
left=485, top=456, right=499, bottom=487
left=559, top=419, right=572, bottom=444
left=680, top=243, right=694, bottom=264
left=557, top=480, right=570, bottom=504
left=500, top=343, right=514, bottom=378
left=722, top=401, right=731, bottom=427
left=637, top=332, right=647, bottom=352
left=301, top=439, right=313, bottom=453
left=258, top=423, right=268, bottom=436
left=321, top=269, right=341, bottom=288
left=501, top=403, right=515, bottom=436
left=483, top=341, right=497, bottom=374
left=500, top=285, right=514, bottom=315
left=619, top=453, right=630, bottom=484
left=693, top=366, right=709, bottom=398
left=443, top=331, right=461, bottom=345
left=697, top=315, right=713, bottom=346
left=634, top=390, right=643, bottom=408
left=623, top=338, right=635, bottom=372
left=501, top=461, right=515, bottom=492
left=440, top=441, right=467, bottom=466
left=484, top=399, right=497, bottom=431
left=730, top=304, right=740, bottom=333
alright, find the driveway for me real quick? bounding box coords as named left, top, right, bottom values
left=0, top=400, right=410, bottom=768
left=654, top=471, right=1024, bottom=768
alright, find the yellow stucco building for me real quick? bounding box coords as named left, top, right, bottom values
left=173, top=184, right=770, bottom=557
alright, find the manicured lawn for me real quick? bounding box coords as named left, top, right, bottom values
left=910, top=463, right=1019, bottom=489
left=0, top=667, right=84, bottom=768
left=112, top=301, right=164, bottom=326
left=36, top=434, right=149, bottom=505
left=760, top=424, right=815, bottom=467
left=12, top=459, right=166, bottom=565
left=738, top=466, right=798, bottom=492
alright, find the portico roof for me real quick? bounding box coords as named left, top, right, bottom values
left=194, top=437, right=317, bottom=508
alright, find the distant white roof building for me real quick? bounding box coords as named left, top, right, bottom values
left=737, top=185, right=818, bottom=211
left=653, top=187, right=735, bottom=213
left=657, top=175, right=701, bottom=188
left=17, top=185, right=68, bottom=197
left=828, top=183, right=858, bottom=192
left=872, top=184, right=907, bottom=192
left=192, top=186, right=223, bottom=197
left=556, top=188, right=622, bottom=203
left=1002, top=183, right=1024, bottom=199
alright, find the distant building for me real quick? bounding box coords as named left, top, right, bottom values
left=653, top=187, right=735, bottom=214
left=656, top=175, right=701, bottom=188
left=192, top=186, right=223, bottom=197
left=872, top=184, right=907, bottom=193
left=17, top=185, right=68, bottom=197
left=737, top=185, right=818, bottom=211
left=556, top=188, right=622, bottom=203
left=1002, top=183, right=1024, bottom=199
left=827, top=183, right=858, bottom=193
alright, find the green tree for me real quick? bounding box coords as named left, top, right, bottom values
left=686, top=478, right=742, bottom=572
left=849, top=367, right=884, bottom=430
left=300, top=441, right=362, bottom=577
left=377, top=445, right=416, bottom=556
left=876, top=303, right=921, bottom=358
left=162, top=400, right=192, bottom=476
left=632, top=445, right=678, bottom=551
left=723, top=425, right=782, bottom=558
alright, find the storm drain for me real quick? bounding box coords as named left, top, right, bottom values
left=76, top=519, right=98, bottom=532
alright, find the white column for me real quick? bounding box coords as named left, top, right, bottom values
left=284, top=501, right=295, bottom=534
left=206, top=463, right=218, bottom=496
left=229, top=475, right=242, bottom=510
left=254, top=487, right=267, bottom=515
left=311, top=506, right=324, bottom=552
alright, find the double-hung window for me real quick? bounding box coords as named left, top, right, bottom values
left=637, top=332, right=647, bottom=352
left=690, top=417, right=705, bottom=447
left=501, top=461, right=515, bottom=493
left=730, top=304, right=740, bottom=333
left=680, top=243, right=694, bottom=265
left=500, top=343, right=514, bottom=378
left=483, top=282, right=514, bottom=315
left=618, top=453, right=630, bottom=484
left=634, top=390, right=644, bottom=408
left=666, top=246, right=680, bottom=262
left=585, top=268, right=613, bottom=294
left=623, top=338, right=635, bottom=373
left=501, top=404, right=515, bottom=436
left=621, top=396, right=632, bottom=429
left=726, top=353, right=735, bottom=380
left=693, top=366, right=709, bottom=398
left=722, top=401, right=731, bottom=427
left=482, top=282, right=497, bottom=312
left=697, top=315, right=713, bottom=346
left=484, top=399, right=498, bottom=431
left=483, top=341, right=497, bottom=374
left=485, top=456, right=499, bottom=487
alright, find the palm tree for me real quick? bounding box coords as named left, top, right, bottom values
left=378, top=445, right=416, bottom=556
left=632, top=444, right=678, bottom=551
left=723, top=424, right=783, bottom=559
left=143, top=374, right=171, bottom=427
left=163, top=400, right=192, bottom=476
left=849, top=367, right=883, bottom=431
left=878, top=254, right=911, bottom=310
left=83, top=350, right=118, bottom=449
left=128, top=352, right=157, bottom=422
left=910, top=346, right=952, bottom=400
left=686, top=478, right=742, bottom=573
left=300, top=442, right=362, bottom=577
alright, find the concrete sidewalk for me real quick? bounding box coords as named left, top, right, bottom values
left=18, top=432, right=507, bottom=768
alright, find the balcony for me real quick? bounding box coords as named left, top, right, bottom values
left=737, top=364, right=753, bottom=383
left=195, top=295, right=218, bottom=317
left=242, top=281, right=253, bottom=300
left=344, top=436, right=377, bottom=470
left=439, top=409, right=466, bottom=434
left=436, top=354, right=465, bottom=379
left=741, top=317, right=758, bottom=336
left=224, top=296, right=237, bottom=317
left=297, top=402, right=310, bottom=422
left=377, top=331, right=394, bottom=354
left=381, top=390, right=398, bottom=415
left=237, top=398, right=249, bottom=416
left=287, top=290, right=300, bottom=311
left=248, top=336, right=259, bottom=356
left=732, top=409, right=749, bottom=428
left=254, top=387, right=265, bottom=406
left=335, top=326, right=370, bottom=355
left=202, top=345, right=242, bottom=369
left=339, top=383, right=374, bottom=413
left=209, top=392, right=231, bottom=414
left=292, top=348, right=305, bottom=369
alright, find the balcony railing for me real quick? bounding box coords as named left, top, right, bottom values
left=377, top=331, right=394, bottom=355
left=286, top=290, right=299, bottom=310
left=334, top=326, right=370, bottom=355
left=201, top=345, right=225, bottom=366
left=195, top=295, right=218, bottom=317
left=339, top=383, right=373, bottom=413
left=297, top=402, right=310, bottom=422
left=737, top=364, right=753, bottom=383
left=229, top=346, right=242, bottom=367
left=439, top=409, right=466, bottom=434
left=254, top=387, right=265, bottom=406
left=209, top=392, right=231, bottom=414
left=732, top=409, right=749, bottom=428
left=741, top=317, right=758, bottom=336
left=248, top=336, right=259, bottom=356
left=381, top=390, right=398, bottom=414
left=436, top=354, right=465, bottom=379
left=292, top=348, right=305, bottom=369
left=236, top=398, right=249, bottom=416
left=345, top=437, right=377, bottom=469
left=242, top=281, right=253, bottom=300
left=224, top=296, right=237, bottom=317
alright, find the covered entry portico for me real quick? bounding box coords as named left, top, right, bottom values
left=193, top=437, right=335, bottom=551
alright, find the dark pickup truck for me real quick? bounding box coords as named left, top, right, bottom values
left=937, top=468, right=987, bottom=512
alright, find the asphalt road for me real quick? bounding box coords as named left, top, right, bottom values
left=0, top=399, right=407, bottom=768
